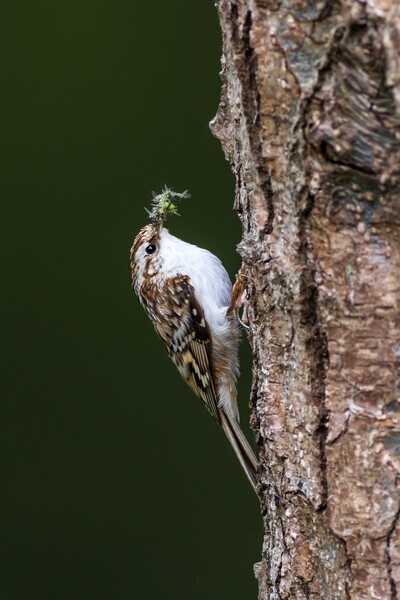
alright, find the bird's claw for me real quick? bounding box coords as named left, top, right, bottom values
left=228, top=267, right=249, bottom=329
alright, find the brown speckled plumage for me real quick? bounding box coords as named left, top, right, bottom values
left=130, top=223, right=258, bottom=492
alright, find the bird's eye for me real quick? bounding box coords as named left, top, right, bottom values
left=145, top=244, right=157, bottom=255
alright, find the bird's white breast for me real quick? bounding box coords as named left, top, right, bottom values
left=159, top=229, right=233, bottom=327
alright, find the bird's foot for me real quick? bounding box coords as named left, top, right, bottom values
left=228, top=266, right=249, bottom=329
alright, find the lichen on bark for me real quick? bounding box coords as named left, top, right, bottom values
left=211, top=1, right=400, bottom=598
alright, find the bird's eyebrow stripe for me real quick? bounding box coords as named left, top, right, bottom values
left=129, top=224, right=160, bottom=261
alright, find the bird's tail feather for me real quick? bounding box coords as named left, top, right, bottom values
left=220, top=412, right=258, bottom=494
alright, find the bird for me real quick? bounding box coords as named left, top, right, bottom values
left=130, top=221, right=258, bottom=493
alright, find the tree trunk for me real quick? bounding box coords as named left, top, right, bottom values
left=211, top=1, right=400, bottom=598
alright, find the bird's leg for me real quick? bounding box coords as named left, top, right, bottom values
left=228, top=266, right=249, bottom=328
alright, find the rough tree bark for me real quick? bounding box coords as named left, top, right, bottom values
left=210, top=1, right=400, bottom=598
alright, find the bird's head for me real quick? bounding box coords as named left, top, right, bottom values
left=129, top=223, right=164, bottom=291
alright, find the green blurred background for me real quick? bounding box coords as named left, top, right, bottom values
left=1, top=2, right=261, bottom=599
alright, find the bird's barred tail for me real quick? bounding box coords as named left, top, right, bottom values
left=220, top=412, right=258, bottom=494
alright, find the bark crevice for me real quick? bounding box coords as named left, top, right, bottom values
left=387, top=504, right=400, bottom=600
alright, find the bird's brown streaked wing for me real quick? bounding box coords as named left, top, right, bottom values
left=153, top=275, right=221, bottom=423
